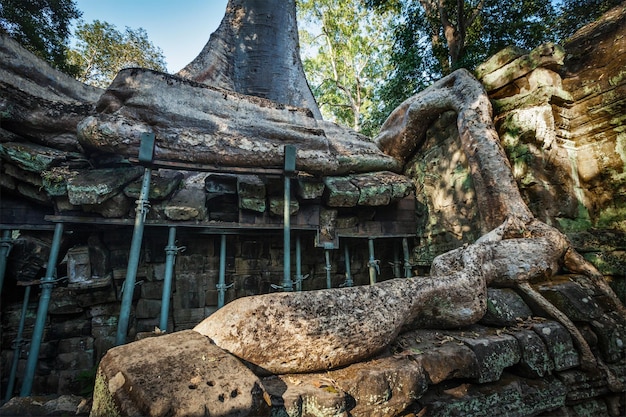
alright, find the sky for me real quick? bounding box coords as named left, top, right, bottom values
left=73, top=0, right=229, bottom=73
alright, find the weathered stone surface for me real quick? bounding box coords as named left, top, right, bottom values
left=328, top=355, right=428, bottom=417
left=323, top=176, right=360, bottom=207
left=453, top=326, right=522, bottom=383
left=296, top=177, right=325, bottom=200
left=83, top=192, right=133, bottom=218
left=590, top=312, right=626, bottom=363
left=237, top=175, right=266, bottom=212
left=480, top=288, right=533, bottom=326
left=393, top=329, right=478, bottom=384
left=268, top=197, right=299, bottom=216
left=77, top=68, right=400, bottom=176
left=67, top=167, right=143, bottom=205
left=123, top=171, right=183, bottom=201
left=509, top=328, right=554, bottom=378
left=418, top=374, right=567, bottom=417
left=163, top=188, right=207, bottom=221
left=135, top=299, right=162, bottom=319
left=262, top=374, right=349, bottom=417
left=91, top=330, right=267, bottom=417
left=0, top=141, right=86, bottom=173
left=538, top=280, right=604, bottom=322
left=0, top=33, right=102, bottom=152
left=0, top=394, right=89, bottom=416
left=532, top=321, right=580, bottom=371
left=478, top=43, right=565, bottom=93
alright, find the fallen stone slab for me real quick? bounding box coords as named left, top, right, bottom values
left=508, top=328, right=554, bottom=378
left=0, top=141, right=87, bottom=173
left=480, top=287, right=533, bottom=326
left=123, top=171, right=183, bottom=201
left=532, top=321, right=580, bottom=371
left=90, top=330, right=268, bottom=417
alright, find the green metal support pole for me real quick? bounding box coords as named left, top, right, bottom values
left=0, top=229, right=12, bottom=295
left=217, top=234, right=227, bottom=308
left=4, top=284, right=31, bottom=403
left=116, top=166, right=152, bottom=346
left=20, top=222, right=64, bottom=397
left=402, top=237, right=412, bottom=278
left=324, top=249, right=332, bottom=289
left=295, top=234, right=303, bottom=292
left=344, top=244, right=353, bottom=287
left=282, top=145, right=296, bottom=292
left=159, top=226, right=177, bottom=332
left=393, top=242, right=402, bottom=278
left=367, top=238, right=379, bottom=285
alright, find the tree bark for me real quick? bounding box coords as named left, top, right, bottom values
left=177, top=0, right=322, bottom=119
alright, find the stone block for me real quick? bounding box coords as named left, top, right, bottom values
left=173, top=273, right=208, bottom=309
left=141, top=280, right=165, bottom=300
left=164, top=188, right=207, bottom=221
left=173, top=308, right=206, bottom=331
left=124, top=171, right=183, bottom=201
left=328, top=355, right=428, bottom=417
left=350, top=173, right=391, bottom=206
left=237, top=175, right=266, bottom=212
left=55, top=350, right=95, bottom=371
left=323, top=176, right=360, bottom=207
left=557, top=368, right=612, bottom=403
left=454, top=327, right=522, bottom=383
left=268, top=196, right=299, bottom=216
left=74, top=284, right=117, bottom=308
left=590, top=312, right=626, bottom=363
left=509, top=328, right=554, bottom=378
left=49, top=317, right=91, bottom=340
left=392, top=330, right=478, bottom=384
left=68, top=166, right=143, bottom=205
left=83, top=192, right=132, bottom=218
left=480, top=288, right=533, bottom=326
left=263, top=373, right=349, bottom=417
left=91, top=330, right=268, bottom=417
left=57, top=336, right=94, bottom=354
left=296, top=177, right=325, bottom=200
left=136, top=299, right=162, bottom=319
left=532, top=321, right=580, bottom=371
left=538, top=280, right=603, bottom=322
left=418, top=374, right=567, bottom=417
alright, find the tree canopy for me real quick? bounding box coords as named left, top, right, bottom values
left=0, top=0, right=81, bottom=74
left=67, top=20, right=166, bottom=88
left=297, top=0, right=393, bottom=135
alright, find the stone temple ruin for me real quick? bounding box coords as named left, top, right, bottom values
left=1, top=3, right=626, bottom=417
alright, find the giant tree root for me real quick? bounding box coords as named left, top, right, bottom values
left=196, top=69, right=624, bottom=390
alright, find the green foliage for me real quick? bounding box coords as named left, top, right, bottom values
left=67, top=20, right=166, bottom=88
left=555, top=0, right=624, bottom=40
left=0, top=0, right=81, bottom=74
left=297, top=0, right=394, bottom=136
left=360, top=0, right=562, bottom=130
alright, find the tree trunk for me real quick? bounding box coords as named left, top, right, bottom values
left=177, top=0, right=322, bottom=119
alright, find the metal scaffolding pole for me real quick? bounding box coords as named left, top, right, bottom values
left=116, top=133, right=155, bottom=346
left=20, top=222, right=64, bottom=396
left=324, top=249, right=332, bottom=289
left=5, top=284, right=31, bottom=402
left=217, top=234, right=228, bottom=308
left=402, top=237, right=412, bottom=278
left=367, top=238, right=379, bottom=285
left=159, top=226, right=178, bottom=332
left=0, top=229, right=13, bottom=295
left=344, top=244, right=353, bottom=287
left=295, top=234, right=303, bottom=292
left=282, top=145, right=296, bottom=292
